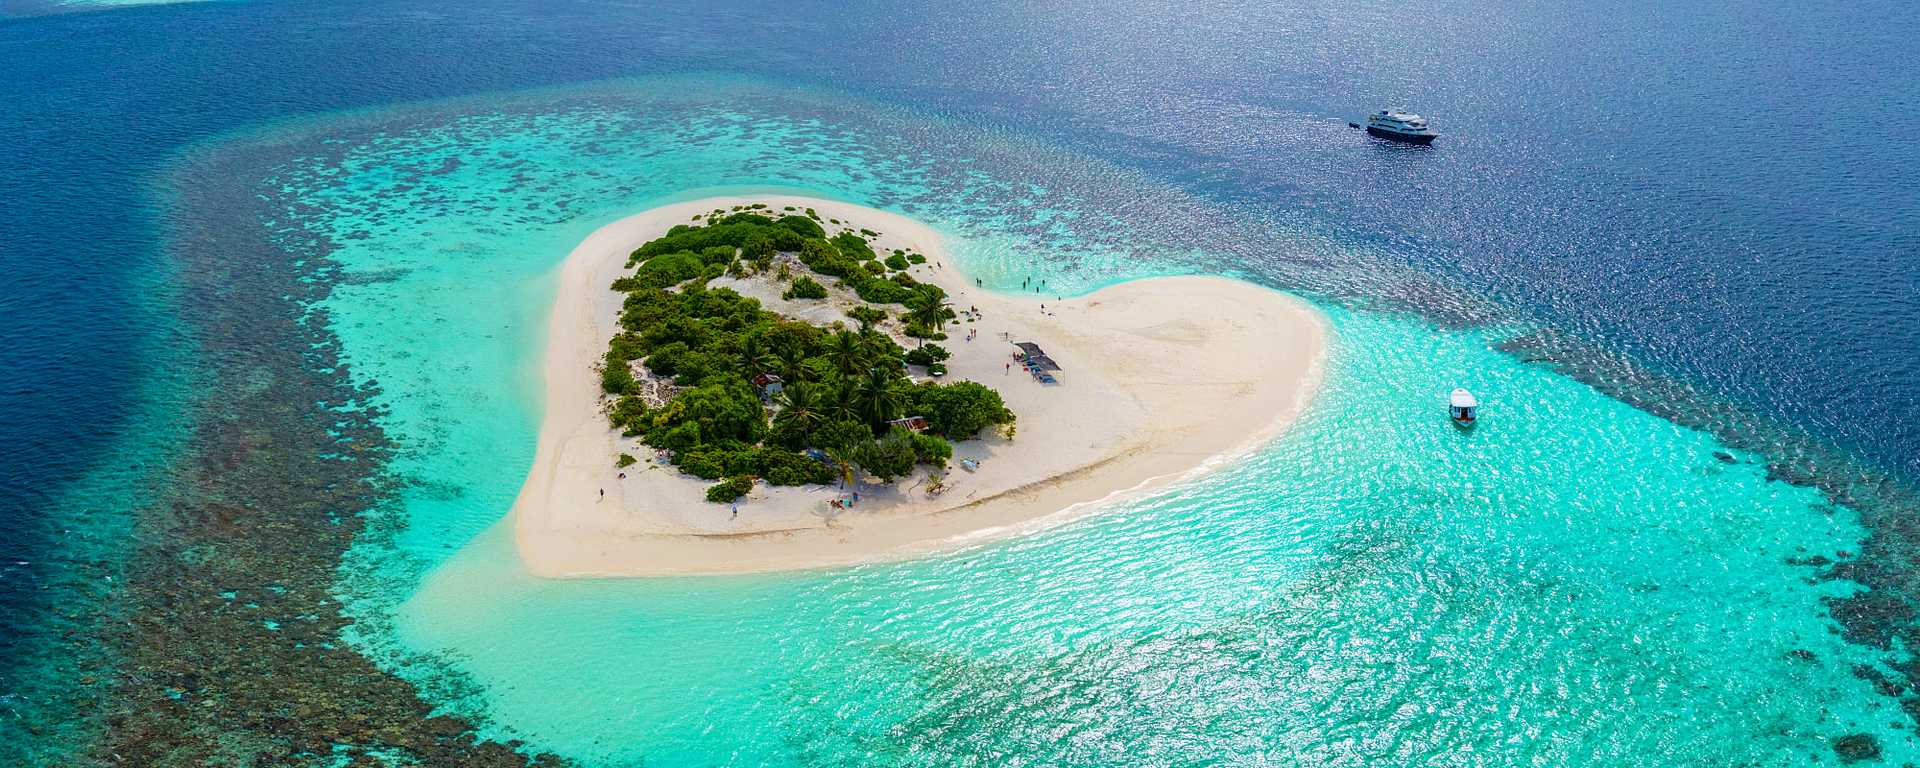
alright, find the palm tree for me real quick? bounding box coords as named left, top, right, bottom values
left=772, top=381, right=825, bottom=435
left=828, top=329, right=863, bottom=379
left=739, top=333, right=778, bottom=375
left=854, top=367, right=905, bottom=431
left=796, top=355, right=833, bottom=385
left=826, top=379, right=860, bottom=422
left=857, top=327, right=894, bottom=364
left=826, top=445, right=859, bottom=490
left=902, top=290, right=955, bottom=345
left=774, top=348, right=805, bottom=382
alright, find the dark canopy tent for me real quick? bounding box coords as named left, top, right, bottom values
left=1013, top=341, right=1063, bottom=372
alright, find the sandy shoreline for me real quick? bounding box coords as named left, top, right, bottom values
left=511, top=195, right=1328, bottom=577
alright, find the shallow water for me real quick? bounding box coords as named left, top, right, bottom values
left=390, top=309, right=1892, bottom=766
left=209, top=81, right=1899, bottom=765
left=4, top=0, right=1919, bottom=763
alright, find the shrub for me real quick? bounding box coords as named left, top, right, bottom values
left=616, top=453, right=637, bottom=468
left=830, top=231, right=875, bottom=262
left=608, top=332, right=644, bottom=363
left=847, top=305, right=890, bottom=327
left=601, top=356, right=636, bottom=395
left=655, top=421, right=702, bottom=453
left=741, top=234, right=774, bottom=262
left=884, top=253, right=910, bottom=271
left=851, top=276, right=913, bottom=305
left=660, top=380, right=766, bottom=444
left=784, top=276, right=828, bottom=300
left=855, top=430, right=919, bottom=482
left=906, top=252, right=927, bottom=264
left=812, top=419, right=872, bottom=452
left=911, top=381, right=1014, bottom=438
left=623, top=250, right=705, bottom=288
left=910, top=432, right=952, bottom=467
left=611, top=395, right=649, bottom=435
left=762, top=450, right=836, bottom=486
left=680, top=451, right=726, bottom=480
left=723, top=447, right=766, bottom=477
left=767, top=227, right=804, bottom=252
left=903, top=323, right=947, bottom=341
left=705, top=476, right=754, bottom=503
left=903, top=344, right=950, bottom=367
left=797, top=238, right=856, bottom=277
left=775, top=215, right=824, bottom=239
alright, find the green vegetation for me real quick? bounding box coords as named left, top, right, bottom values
left=705, top=476, right=754, bottom=503
left=903, top=344, right=950, bottom=367
left=603, top=212, right=1015, bottom=503
left=784, top=275, right=828, bottom=300
left=847, top=305, right=889, bottom=329
left=616, top=453, right=637, bottom=468
left=905, top=380, right=1013, bottom=438
left=901, top=289, right=955, bottom=342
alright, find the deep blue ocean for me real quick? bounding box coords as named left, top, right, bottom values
left=3, top=0, right=1918, bottom=763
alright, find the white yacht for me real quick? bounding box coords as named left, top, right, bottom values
left=1449, top=388, right=1479, bottom=428
left=1366, top=110, right=1438, bottom=144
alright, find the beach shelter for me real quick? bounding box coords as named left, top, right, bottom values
left=1012, top=341, right=1063, bottom=372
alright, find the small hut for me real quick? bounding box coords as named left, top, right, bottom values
left=887, top=415, right=931, bottom=432
left=751, top=372, right=784, bottom=399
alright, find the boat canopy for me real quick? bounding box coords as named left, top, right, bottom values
left=1449, top=388, right=1478, bottom=409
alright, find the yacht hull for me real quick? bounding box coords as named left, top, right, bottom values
left=1366, top=126, right=1437, bottom=144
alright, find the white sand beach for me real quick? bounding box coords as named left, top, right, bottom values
left=512, top=195, right=1328, bottom=577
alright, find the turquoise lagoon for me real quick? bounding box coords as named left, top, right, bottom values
left=238, top=80, right=1906, bottom=765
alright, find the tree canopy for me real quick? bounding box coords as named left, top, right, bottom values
left=601, top=212, right=1015, bottom=502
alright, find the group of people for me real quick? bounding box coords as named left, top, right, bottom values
left=828, top=491, right=862, bottom=511
left=959, top=306, right=984, bottom=342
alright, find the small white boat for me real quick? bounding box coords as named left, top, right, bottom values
left=1449, top=388, right=1478, bottom=428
